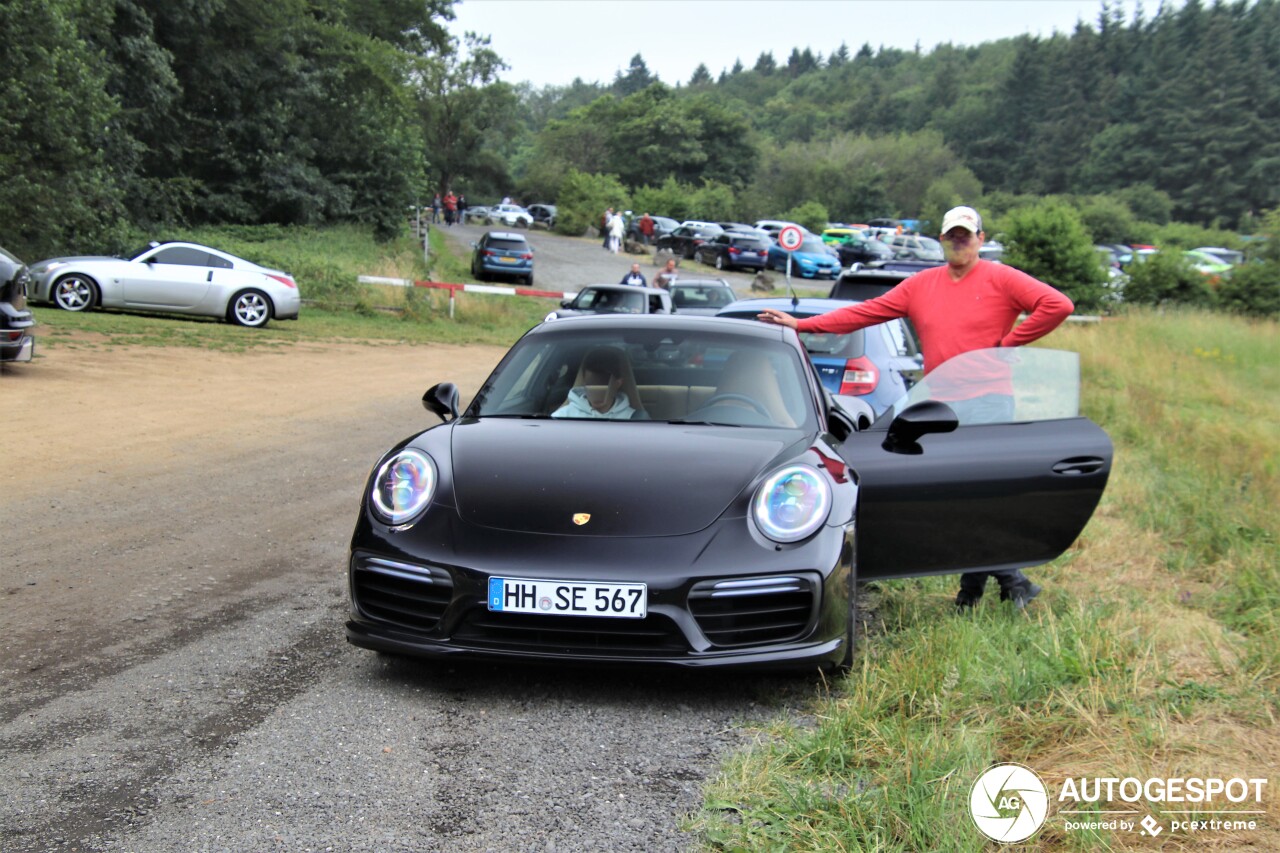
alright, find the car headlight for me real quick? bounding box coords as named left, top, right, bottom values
left=32, top=261, right=65, bottom=276
left=752, top=465, right=831, bottom=543
left=371, top=449, right=437, bottom=525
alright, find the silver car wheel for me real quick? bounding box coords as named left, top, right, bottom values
left=52, top=275, right=96, bottom=311
left=229, top=289, right=271, bottom=328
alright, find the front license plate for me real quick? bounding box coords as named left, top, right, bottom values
left=488, top=577, right=647, bottom=619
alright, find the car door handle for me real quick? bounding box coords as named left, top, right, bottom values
left=1052, top=457, right=1106, bottom=476
left=207, top=271, right=213, bottom=282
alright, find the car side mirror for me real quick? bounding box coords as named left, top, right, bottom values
left=560, top=298, right=571, bottom=308
left=422, top=382, right=460, bottom=422
left=882, top=400, right=957, bottom=455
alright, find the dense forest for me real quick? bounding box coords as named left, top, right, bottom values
left=3, top=0, right=1279, bottom=261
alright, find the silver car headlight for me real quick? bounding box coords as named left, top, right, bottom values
left=31, top=261, right=66, bottom=276
left=752, top=465, right=831, bottom=543
left=371, top=450, right=437, bottom=525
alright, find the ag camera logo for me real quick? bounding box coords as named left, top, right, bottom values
left=970, top=763, right=1050, bottom=843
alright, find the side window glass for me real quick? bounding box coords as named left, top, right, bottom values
left=150, top=247, right=210, bottom=267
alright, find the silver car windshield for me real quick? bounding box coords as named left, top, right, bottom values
left=881, top=348, right=1081, bottom=426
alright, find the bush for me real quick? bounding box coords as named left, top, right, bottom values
left=997, top=200, right=1109, bottom=311
left=782, top=200, right=829, bottom=234
left=552, top=170, right=630, bottom=237
left=1216, top=262, right=1280, bottom=317
left=632, top=177, right=694, bottom=221
left=1121, top=251, right=1216, bottom=308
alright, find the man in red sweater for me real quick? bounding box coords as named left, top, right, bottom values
left=758, top=205, right=1074, bottom=610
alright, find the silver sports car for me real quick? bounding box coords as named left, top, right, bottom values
left=29, top=241, right=300, bottom=328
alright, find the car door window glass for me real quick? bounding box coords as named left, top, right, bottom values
left=150, top=247, right=212, bottom=267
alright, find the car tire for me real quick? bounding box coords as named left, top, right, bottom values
left=228, top=289, right=272, bottom=328
left=524, top=273, right=534, bottom=286
left=715, top=254, right=726, bottom=271
left=51, top=274, right=98, bottom=312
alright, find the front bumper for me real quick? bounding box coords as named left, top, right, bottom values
left=346, top=514, right=854, bottom=671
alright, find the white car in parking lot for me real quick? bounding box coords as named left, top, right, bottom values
left=487, top=204, right=533, bottom=228
left=28, top=241, right=300, bottom=328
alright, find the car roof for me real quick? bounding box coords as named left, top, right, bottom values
left=527, top=311, right=790, bottom=341
left=484, top=231, right=528, bottom=241
left=717, top=297, right=860, bottom=317
left=670, top=278, right=732, bottom=288
left=579, top=283, right=667, bottom=295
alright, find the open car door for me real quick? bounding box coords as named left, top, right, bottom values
left=841, top=349, right=1113, bottom=581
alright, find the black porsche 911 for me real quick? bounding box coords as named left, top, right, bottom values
left=346, top=315, right=1112, bottom=671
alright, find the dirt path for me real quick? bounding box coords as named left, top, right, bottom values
left=1, top=338, right=506, bottom=712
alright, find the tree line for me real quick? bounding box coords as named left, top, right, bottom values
left=3, top=0, right=1279, bottom=273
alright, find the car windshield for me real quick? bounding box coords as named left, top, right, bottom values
left=671, top=286, right=734, bottom=309
left=468, top=327, right=815, bottom=429
left=732, top=237, right=769, bottom=250
left=572, top=289, right=646, bottom=313
left=486, top=238, right=529, bottom=253
left=881, top=348, right=1080, bottom=427
left=798, top=238, right=827, bottom=253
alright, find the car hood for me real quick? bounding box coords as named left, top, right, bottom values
left=446, top=418, right=803, bottom=536
left=32, top=256, right=120, bottom=269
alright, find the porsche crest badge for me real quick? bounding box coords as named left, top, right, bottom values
left=572, top=513, right=591, bottom=526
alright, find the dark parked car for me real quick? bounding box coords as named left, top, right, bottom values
left=656, top=224, right=724, bottom=259
left=716, top=298, right=921, bottom=414
left=470, top=231, right=534, bottom=285
left=834, top=232, right=895, bottom=267
left=828, top=269, right=914, bottom=301
left=628, top=215, right=679, bottom=243
left=1, top=246, right=35, bottom=363
left=694, top=232, right=771, bottom=272
left=669, top=279, right=737, bottom=316
left=544, top=284, right=672, bottom=321
left=346, top=314, right=1113, bottom=670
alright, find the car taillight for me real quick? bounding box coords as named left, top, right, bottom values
left=839, top=356, right=879, bottom=395
left=520, top=253, right=533, bottom=260
left=267, top=274, right=296, bottom=289
left=484, top=249, right=497, bottom=256
left=728, top=247, right=741, bottom=255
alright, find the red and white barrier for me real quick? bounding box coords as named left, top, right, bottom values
left=359, top=276, right=576, bottom=318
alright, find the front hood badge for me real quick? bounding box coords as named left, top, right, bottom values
left=572, top=513, right=591, bottom=526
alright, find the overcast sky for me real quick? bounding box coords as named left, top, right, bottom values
left=448, top=0, right=1163, bottom=89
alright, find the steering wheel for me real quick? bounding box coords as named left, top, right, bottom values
left=700, top=393, right=771, bottom=418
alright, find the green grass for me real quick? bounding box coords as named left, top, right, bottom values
left=689, top=307, right=1280, bottom=851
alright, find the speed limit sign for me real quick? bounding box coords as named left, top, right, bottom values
left=778, top=225, right=804, bottom=252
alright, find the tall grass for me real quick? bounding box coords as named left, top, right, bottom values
left=690, top=307, right=1279, bottom=850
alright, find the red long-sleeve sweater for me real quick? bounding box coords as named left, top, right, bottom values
left=795, top=261, right=1074, bottom=374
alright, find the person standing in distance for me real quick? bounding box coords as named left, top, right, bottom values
left=757, top=205, right=1075, bottom=610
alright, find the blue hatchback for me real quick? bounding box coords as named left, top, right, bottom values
left=471, top=231, right=534, bottom=285
left=716, top=297, right=922, bottom=415
left=766, top=236, right=841, bottom=279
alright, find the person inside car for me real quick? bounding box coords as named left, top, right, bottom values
left=552, top=347, right=641, bottom=420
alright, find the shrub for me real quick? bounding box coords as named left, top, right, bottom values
left=1216, top=262, right=1280, bottom=317
left=997, top=200, right=1109, bottom=311
left=552, top=170, right=629, bottom=237
left=782, top=200, right=829, bottom=234
left=1122, top=251, right=1216, bottom=307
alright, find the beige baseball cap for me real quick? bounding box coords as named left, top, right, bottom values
left=941, top=206, right=983, bottom=234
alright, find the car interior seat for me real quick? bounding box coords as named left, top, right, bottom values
left=551, top=346, right=647, bottom=419
left=713, top=349, right=795, bottom=427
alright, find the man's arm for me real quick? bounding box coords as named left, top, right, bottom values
left=999, top=268, right=1074, bottom=347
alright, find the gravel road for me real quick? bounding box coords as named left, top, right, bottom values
left=1, top=232, right=818, bottom=852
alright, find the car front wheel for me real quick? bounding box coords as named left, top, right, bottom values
left=52, top=274, right=98, bottom=311
left=228, top=289, right=272, bottom=327
left=715, top=254, right=726, bottom=271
